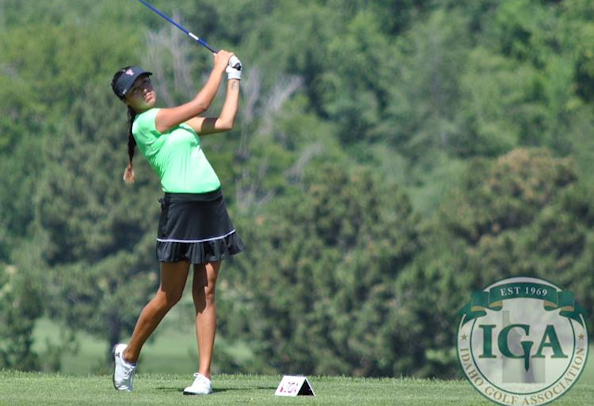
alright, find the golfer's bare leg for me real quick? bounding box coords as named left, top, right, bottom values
left=192, top=261, right=221, bottom=379
left=124, top=261, right=191, bottom=363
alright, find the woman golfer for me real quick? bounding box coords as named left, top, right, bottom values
left=110, top=50, right=244, bottom=395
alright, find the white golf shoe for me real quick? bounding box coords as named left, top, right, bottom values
left=113, top=343, right=136, bottom=392
left=183, top=373, right=213, bottom=395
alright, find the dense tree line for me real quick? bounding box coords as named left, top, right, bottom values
left=1, top=0, right=593, bottom=377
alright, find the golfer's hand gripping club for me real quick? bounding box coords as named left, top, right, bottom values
left=226, top=56, right=242, bottom=80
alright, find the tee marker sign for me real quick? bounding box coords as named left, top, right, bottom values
left=275, top=375, right=316, bottom=397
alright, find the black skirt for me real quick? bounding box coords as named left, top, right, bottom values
left=156, top=188, right=245, bottom=264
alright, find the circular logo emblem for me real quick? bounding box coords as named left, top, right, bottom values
left=457, top=277, right=589, bottom=405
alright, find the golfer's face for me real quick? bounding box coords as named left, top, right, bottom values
left=126, top=75, right=156, bottom=110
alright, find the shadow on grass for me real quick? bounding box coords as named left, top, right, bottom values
left=154, top=387, right=182, bottom=393
left=155, top=386, right=255, bottom=394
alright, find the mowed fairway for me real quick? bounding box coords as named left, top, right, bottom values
left=0, top=371, right=592, bottom=406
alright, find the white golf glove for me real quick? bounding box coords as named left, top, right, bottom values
left=226, top=56, right=242, bottom=80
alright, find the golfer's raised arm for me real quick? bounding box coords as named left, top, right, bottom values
left=187, top=62, right=242, bottom=135
left=216, top=79, right=241, bottom=131
left=154, top=50, right=233, bottom=133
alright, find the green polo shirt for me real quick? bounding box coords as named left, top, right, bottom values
left=132, top=108, right=221, bottom=193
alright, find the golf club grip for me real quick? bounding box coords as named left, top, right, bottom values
left=187, top=32, right=217, bottom=53
left=200, top=41, right=218, bottom=54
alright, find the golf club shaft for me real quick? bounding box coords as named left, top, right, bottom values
left=134, top=0, right=218, bottom=53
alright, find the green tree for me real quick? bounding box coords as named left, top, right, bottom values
left=0, top=18, right=140, bottom=257
left=34, top=81, right=161, bottom=352
left=395, top=148, right=593, bottom=378
left=382, top=9, right=470, bottom=159
left=220, top=162, right=420, bottom=376
left=0, top=241, right=46, bottom=371
left=321, top=12, right=394, bottom=145
left=0, top=264, right=40, bottom=370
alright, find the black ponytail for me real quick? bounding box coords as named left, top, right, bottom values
left=111, top=67, right=137, bottom=184
left=123, top=105, right=137, bottom=184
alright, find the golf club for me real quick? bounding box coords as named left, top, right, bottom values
left=133, top=0, right=241, bottom=69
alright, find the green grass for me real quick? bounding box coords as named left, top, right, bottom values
left=0, top=371, right=592, bottom=406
